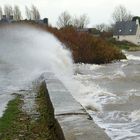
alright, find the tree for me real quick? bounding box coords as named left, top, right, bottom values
left=13, top=5, right=22, bottom=21
left=4, top=5, right=13, bottom=18
left=0, top=6, right=2, bottom=19
left=72, top=16, right=79, bottom=28
left=112, top=5, right=132, bottom=23
left=72, top=14, right=89, bottom=28
left=78, top=14, right=89, bottom=28
left=96, top=23, right=108, bottom=32
left=57, top=11, right=72, bottom=28
left=25, top=6, right=31, bottom=20
left=31, top=5, right=40, bottom=20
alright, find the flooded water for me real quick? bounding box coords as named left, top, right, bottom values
left=74, top=51, right=140, bottom=140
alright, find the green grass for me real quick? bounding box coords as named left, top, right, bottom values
left=0, top=95, right=24, bottom=140
left=0, top=96, right=21, bottom=133
left=0, top=83, right=65, bottom=140
left=108, top=38, right=140, bottom=51
left=116, top=45, right=130, bottom=50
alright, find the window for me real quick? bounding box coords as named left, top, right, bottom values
left=119, top=29, right=122, bottom=32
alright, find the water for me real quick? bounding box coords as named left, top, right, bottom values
left=73, top=51, right=140, bottom=140
left=0, top=24, right=73, bottom=117
left=0, top=24, right=140, bottom=139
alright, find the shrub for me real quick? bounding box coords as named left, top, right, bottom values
left=47, top=26, right=126, bottom=64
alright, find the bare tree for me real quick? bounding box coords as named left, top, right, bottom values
left=57, top=11, right=72, bottom=28
left=96, top=23, right=108, bottom=32
left=112, top=5, right=133, bottom=22
left=78, top=14, right=89, bottom=28
left=72, top=14, right=89, bottom=28
left=25, top=6, right=31, bottom=20
left=0, top=6, right=3, bottom=19
left=31, top=5, right=40, bottom=20
left=72, top=16, right=79, bottom=28
left=4, top=5, right=13, bottom=18
left=13, top=5, right=22, bottom=21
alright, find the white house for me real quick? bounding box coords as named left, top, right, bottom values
left=113, top=19, right=140, bottom=45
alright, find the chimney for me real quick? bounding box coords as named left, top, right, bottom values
left=43, top=18, right=48, bottom=25
left=136, top=19, right=139, bottom=25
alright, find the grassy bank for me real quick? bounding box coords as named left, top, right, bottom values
left=0, top=95, right=22, bottom=139
left=0, top=82, right=65, bottom=140
left=109, top=38, right=140, bottom=51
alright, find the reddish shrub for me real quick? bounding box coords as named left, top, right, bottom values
left=47, top=26, right=126, bottom=64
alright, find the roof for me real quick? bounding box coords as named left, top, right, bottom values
left=113, top=21, right=138, bottom=36
left=77, top=28, right=89, bottom=32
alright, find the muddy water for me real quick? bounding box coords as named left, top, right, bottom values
left=74, top=51, right=140, bottom=140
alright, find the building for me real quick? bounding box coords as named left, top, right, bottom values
left=27, top=18, right=48, bottom=25
left=0, top=15, right=14, bottom=24
left=113, top=19, right=140, bottom=45
left=0, top=15, right=48, bottom=26
left=77, top=28, right=100, bottom=36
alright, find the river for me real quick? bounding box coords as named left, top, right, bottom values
left=73, top=51, right=140, bottom=140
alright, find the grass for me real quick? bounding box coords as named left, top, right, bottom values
left=35, top=81, right=65, bottom=140
left=108, top=38, right=140, bottom=51
left=0, top=96, right=21, bottom=132
left=0, top=83, right=65, bottom=140
left=0, top=95, right=24, bottom=139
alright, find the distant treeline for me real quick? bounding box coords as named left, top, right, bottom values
left=0, top=5, right=40, bottom=21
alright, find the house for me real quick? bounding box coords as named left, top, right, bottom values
left=0, top=15, right=14, bottom=24
left=113, top=19, right=140, bottom=45
left=77, top=28, right=100, bottom=36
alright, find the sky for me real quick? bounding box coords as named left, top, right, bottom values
left=0, top=0, right=140, bottom=27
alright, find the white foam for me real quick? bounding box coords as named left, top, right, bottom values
left=72, top=62, right=140, bottom=140
left=113, top=69, right=126, bottom=78
left=130, top=110, right=140, bottom=121
left=125, top=53, right=140, bottom=61
left=0, top=25, right=73, bottom=117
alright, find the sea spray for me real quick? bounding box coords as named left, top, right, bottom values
left=0, top=24, right=74, bottom=116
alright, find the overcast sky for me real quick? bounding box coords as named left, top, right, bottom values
left=0, top=0, right=140, bottom=27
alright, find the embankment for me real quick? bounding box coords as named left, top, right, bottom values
left=45, top=73, right=111, bottom=140
left=0, top=83, right=65, bottom=140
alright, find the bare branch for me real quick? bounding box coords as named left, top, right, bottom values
left=57, top=11, right=72, bottom=28
left=31, top=5, right=40, bottom=20
left=4, top=5, right=13, bottom=18
left=13, top=5, right=22, bottom=21
left=112, top=5, right=133, bottom=22
left=78, top=14, right=89, bottom=28
left=25, top=6, right=31, bottom=20
left=0, top=6, right=3, bottom=19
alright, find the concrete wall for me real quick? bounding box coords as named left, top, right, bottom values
left=44, top=73, right=111, bottom=140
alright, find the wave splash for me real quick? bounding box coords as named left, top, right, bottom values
left=0, top=25, right=73, bottom=116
